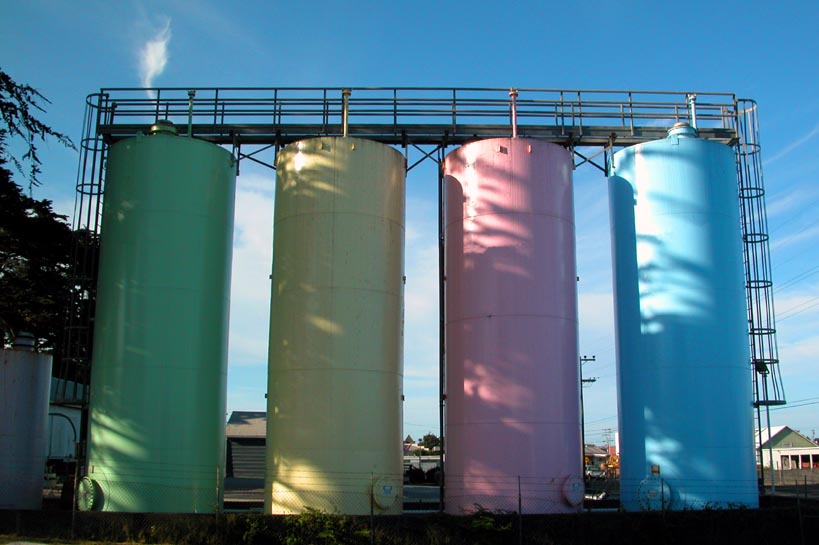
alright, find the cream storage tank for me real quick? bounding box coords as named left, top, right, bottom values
left=265, top=137, right=405, bottom=515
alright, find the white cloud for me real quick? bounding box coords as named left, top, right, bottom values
left=765, top=120, right=819, bottom=166
left=138, top=18, right=172, bottom=97
left=577, top=290, right=618, bottom=434
left=771, top=223, right=819, bottom=251
left=402, top=195, right=440, bottom=417
left=227, top=383, right=267, bottom=414
left=776, top=287, right=819, bottom=326
left=578, top=292, right=615, bottom=345
left=403, top=392, right=441, bottom=437
left=772, top=286, right=819, bottom=387
left=51, top=197, right=76, bottom=225
left=766, top=189, right=810, bottom=219
left=227, top=172, right=275, bottom=368
left=573, top=169, right=613, bottom=292
left=780, top=334, right=819, bottom=367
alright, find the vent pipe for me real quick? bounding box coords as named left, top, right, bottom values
left=149, top=119, right=178, bottom=136
left=686, top=93, right=698, bottom=130
left=187, top=90, right=196, bottom=137
left=342, top=88, right=351, bottom=137
left=509, top=88, right=519, bottom=138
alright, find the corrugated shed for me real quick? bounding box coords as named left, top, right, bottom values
left=225, top=412, right=266, bottom=480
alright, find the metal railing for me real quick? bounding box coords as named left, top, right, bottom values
left=90, top=87, right=739, bottom=145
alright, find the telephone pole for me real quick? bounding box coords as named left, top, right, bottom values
left=602, top=428, right=613, bottom=454
left=579, top=355, right=597, bottom=470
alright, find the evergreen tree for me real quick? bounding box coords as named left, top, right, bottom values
left=0, top=161, right=72, bottom=348
left=419, top=432, right=441, bottom=450
left=0, top=68, right=76, bottom=349
left=1, top=67, right=74, bottom=191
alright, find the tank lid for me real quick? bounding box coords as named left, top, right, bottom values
left=149, top=119, right=178, bottom=136
left=667, top=122, right=698, bottom=138
left=13, top=331, right=36, bottom=352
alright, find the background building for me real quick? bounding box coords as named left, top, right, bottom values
left=226, top=411, right=266, bottom=481
left=756, top=426, right=819, bottom=470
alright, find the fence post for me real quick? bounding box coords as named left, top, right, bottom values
left=215, top=464, right=221, bottom=540
left=216, top=465, right=221, bottom=513
left=71, top=438, right=80, bottom=538
left=370, top=472, right=375, bottom=545
left=661, top=478, right=665, bottom=512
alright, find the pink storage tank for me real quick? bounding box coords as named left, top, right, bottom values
left=443, top=138, right=583, bottom=514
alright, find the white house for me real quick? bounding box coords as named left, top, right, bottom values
left=755, top=426, right=819, bottom=470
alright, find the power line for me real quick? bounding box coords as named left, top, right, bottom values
left=585, top=415, right=617, bottom=426
left=779, top=396, right=819, bottom=404
left=778, top=297, right=819, bottom=321
left=771, top=400, right=819, bottom=411
left=774, top=264, right=819, bottom=292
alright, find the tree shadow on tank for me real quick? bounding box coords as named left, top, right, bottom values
left=85, top=407, right=225, bottom=512
left=267, top=137, right=405, bottom=514
left=610, top=170, right=756, bottom=510
left=85, top=136, right=236, bottom=513
left=443, top=140, right=582, bottom=514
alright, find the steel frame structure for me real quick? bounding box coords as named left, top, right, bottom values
left=58, top=87, right=785, bottom=498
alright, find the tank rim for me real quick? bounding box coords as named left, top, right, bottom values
left=667, top=122, right=698, bottom=138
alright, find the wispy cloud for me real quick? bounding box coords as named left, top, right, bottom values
left=766, top=189, right=810, bottom=219
left=771, top=223, right=819, bottom=251
left=139, top=18, right=172, bottom=98
left=227, top=172, right=275, bottom=369
left=776, top=285, right=819, bottom=323
left=765, top=120, right=819, bottom=166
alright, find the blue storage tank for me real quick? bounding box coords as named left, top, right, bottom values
left=609, top=123, right=758, bottom=510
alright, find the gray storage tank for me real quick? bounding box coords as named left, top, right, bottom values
left=0, top=333, right=53, bottom=509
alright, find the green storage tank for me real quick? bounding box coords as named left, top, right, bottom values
left=84, top=121, right=236, bottom=513
left=266, top=137, right=405, bottom=515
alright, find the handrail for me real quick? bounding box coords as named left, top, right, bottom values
left=92, top=87, right=738, bottom=139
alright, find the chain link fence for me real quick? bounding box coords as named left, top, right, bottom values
left=267, top=468, right=404, bottom=515
left=618, top=476, right=761, bottom=510
left=443, top=473, right=583, bottom=514
left=77, top=462, right=224, bottom=513
left=4, top=471, right=819, bottom=544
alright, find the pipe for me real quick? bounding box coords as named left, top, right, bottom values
left=187, top=90, right=196, bottom=137
left=686, top=93, right=697, bottom=130
left=13, top=331, right=35, bottom=351
left=509, top=88, right=519, bottom=138
left=342, top=88, right=351, bottom=137
left=48, top=412, right=78, bottom=445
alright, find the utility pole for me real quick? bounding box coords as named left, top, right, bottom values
left=602, top=428, right=613, bottom=452
left=579, top=355, right=597, bottom=471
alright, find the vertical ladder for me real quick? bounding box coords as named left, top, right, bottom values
left=55, top=92, right=110, bottom=466
left=733, top=99, right=786, bottom=490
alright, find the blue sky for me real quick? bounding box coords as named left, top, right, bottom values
left=3, top=0, right=818, bottom=443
